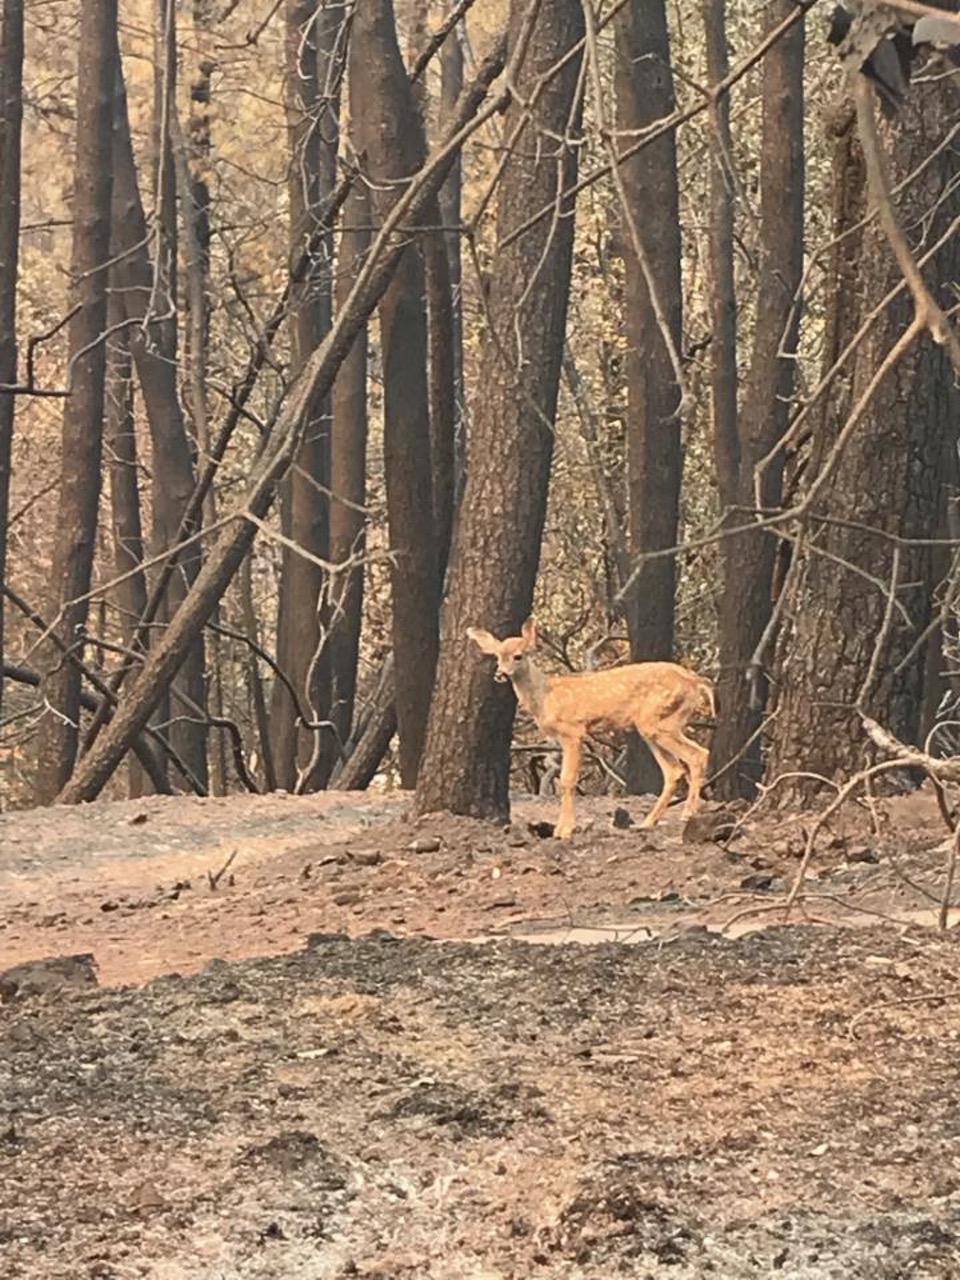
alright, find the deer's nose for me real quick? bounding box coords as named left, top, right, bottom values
left=494, top=671, right=509, bottom=683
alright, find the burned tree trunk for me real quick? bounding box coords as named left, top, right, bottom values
left=439, top=11, right=465, bottom=507
left=105, top=301, right=150, bottom=798
left=709, top=0, right=805, bottom=798
left=0, top=0, right=23, bottom=721
left=351, top=0, right=437, bottom=788
left=35, top=0, right=117, bottom=802
left=767, top=67, right=960, bottom=799
left=614, top=0, right=683, bottom=794
left=151, top=0, right=210, bottom=788
left=270, top=0, right=342, bottom=791
left=415, top=0, right=584, bottom=822
left=424, top=214, right=457, bottom=576
left=328, top=180, right=370, bottom=768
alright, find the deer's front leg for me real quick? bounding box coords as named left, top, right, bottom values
left=554, top=736, right=581, bottom=839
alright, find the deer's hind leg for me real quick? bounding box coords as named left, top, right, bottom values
left=639, top=737, right=685, bottom=829
left=660, top=728, right=709, bottom=819
left=554, top=735, right=582, bottom=840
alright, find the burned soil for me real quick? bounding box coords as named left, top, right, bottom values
left=2, top=789, right=960, bottom=1278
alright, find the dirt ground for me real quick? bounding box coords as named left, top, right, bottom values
left=2, top=786, right=960, bottom=1278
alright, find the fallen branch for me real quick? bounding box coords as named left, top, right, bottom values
left=207, top=848, right=238, bottom=891
left=861, top=714, right=960, bottom=785
left=848, top=988, right=960, bottom=1040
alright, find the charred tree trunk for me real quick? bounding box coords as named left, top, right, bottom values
left=151, top=0, right=209, bottom=786
left=709, top=0, right=805, bottom=798
left=101, top=27, right=208, bottom=791
left=439, top=10, right=465, bottom=508
left=187, top=0, right=214, bottom=391
left=328, top=179, right=370, bottom=767
left=105, top=301, right=150, bottom=798
left=424, top=216, right=457, bottom=575
left=351, top=0, right=437, bottom=788
left=35, top=0, right=117, bottom=803
left=181, top=0, right=224, bottom=792
left=0, top=0, right=23, bottom=721
left=702, top=0, right=738, bottom=517
left=614, top=0, right=683, bottom=794
left=767, top=69, right=960, bottom=799
left=404, top=0, right=456, bottom=570
left=271, top=0, right=342, bottom=791
left=415, top=0, right=584, bottom=822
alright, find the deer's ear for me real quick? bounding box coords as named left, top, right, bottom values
left=467, top=627, right=500, bottom=656
left=520, top=617, right=538, bottom=650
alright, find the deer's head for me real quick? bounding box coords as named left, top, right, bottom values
left=467, top=618, right=538, bottom=683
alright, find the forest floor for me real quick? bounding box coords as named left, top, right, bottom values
left=2, top=785, right=960, bottom=1278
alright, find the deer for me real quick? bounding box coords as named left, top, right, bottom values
left=467, top=618, right=715, bottom=840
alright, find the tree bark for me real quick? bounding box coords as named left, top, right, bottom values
left=614, top=0, right=683, bottom=794
left=271, top=0, right=342, bottom=791
left=180, top=0, right=224, bottom=792
left=709, top=0, right=805, bottom=798
left=351, top=0, right=437, bottom=788
left=105, top=299, right=150, bottom=798
left=415, top=0, right=584, bottom=823
left=767, top=69, right=960, bottom=800
left=0, top=0, right=23, bottom=723
left=702, top=0, right=738, bottom=516
left=34, top=0, right=117, bottom=802
left=425, top=215, right=457, bottom=576
left=150, top=0, right=210, bottom=786
left=407, top=0, right=458, bottom=575
left=439, top=10, right=465, bottom=510
left=103, top=28, right=208, bottom=791
left=328, top=180, right=370, bottom=767
left=55, top=31, right=510, bottom=805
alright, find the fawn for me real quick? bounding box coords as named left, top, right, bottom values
left=467, top=618, right=715, bottom=839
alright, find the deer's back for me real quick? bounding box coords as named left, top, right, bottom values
left=542, top=662, right=708, bottom=736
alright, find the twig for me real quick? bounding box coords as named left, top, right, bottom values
left=849, top=989, right=960, bottom=1040
left=207, top=848, right=238, bottom=891
left=409, top=0, right=476, bottom=83
left=0, top=304, right=80, bottom=395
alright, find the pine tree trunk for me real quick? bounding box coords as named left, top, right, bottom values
left=35, top=0, right=117, bottom=802
left=767, top=73, right=960, bottom=801
left=0, top=0, right=24, bottom=722
left=351, top=0, right=437, bottom=788
left=614, top=0, right=683, bottom=794
left=709, top=0, right=805, bottom=798
left=415, top=0, right=584, bottom=822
